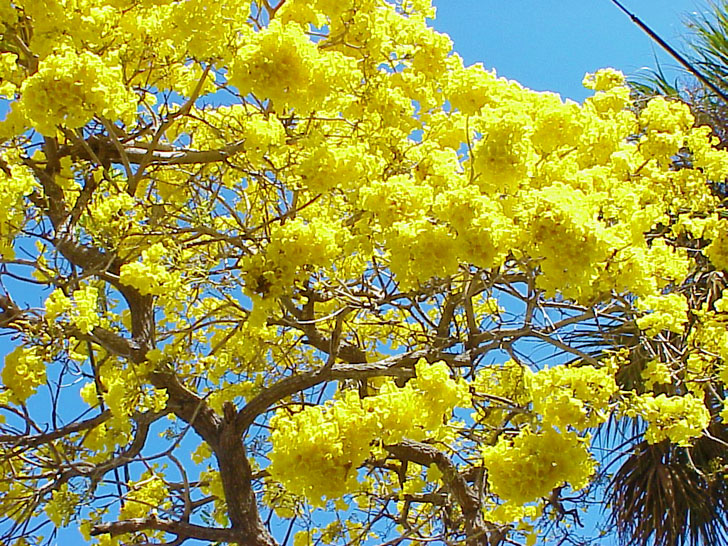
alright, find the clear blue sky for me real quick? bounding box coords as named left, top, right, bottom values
left=432, top=0, right=703, bottom=102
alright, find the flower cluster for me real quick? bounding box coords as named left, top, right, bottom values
left=636, top=293, right=689, bottom=337
left=482, top=427, right=595, bottom=505
left=120, top=243, right=181, bottom=296
left=268, top=360, right=467, bottom=503
left=229, top=20, right=357, bottom=113
left=0, top=150, right=37, bottom=258
left=20, top=48, right=136, bottom=135
left=1, top=346, right=45, bottom=404
left=632, top=393, right=710, bottom=446
left=529, top=364, right=618, bottom=430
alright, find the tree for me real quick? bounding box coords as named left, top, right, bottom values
left=1, top=1, right=727, bottom=545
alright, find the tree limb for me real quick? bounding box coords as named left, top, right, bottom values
left=90, top=515, right=243, bottom=542
left=384, top=439, right=501, bottom=546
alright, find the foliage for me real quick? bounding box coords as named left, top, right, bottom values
left=0, top=1, right=728, bottom=545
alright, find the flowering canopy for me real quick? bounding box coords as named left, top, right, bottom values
left=1, top=1, right=728, bottom=545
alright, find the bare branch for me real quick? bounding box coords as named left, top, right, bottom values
left=90, top=515, right=243, bottom=543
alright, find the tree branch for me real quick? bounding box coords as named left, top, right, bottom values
left=0, top=410, right=111, bottom=448
left=235, top=351, right=428, bottom=434
left=70, top=136, right=247, bottom=167
left=384, top=439, right=498, bottom=546
left=90, top=515, right=243, bottom=542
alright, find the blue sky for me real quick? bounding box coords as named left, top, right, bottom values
left=432, top=0, right=702, bottom=102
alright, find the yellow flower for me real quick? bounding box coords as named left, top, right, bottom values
left=637, top=293, right=689, bottom=336
left=529, top=364, right=617, bottom=430
left=482, top=426, right=595, bottom=505
left=120, top=243, right=181, bottom=296
left=634, top=393, right=710, bottom=446
left=20, top=47, right=136, bottom=135
left=2, top=346, right=46, bottom=404
left=45, top=484, right=79, bottom=527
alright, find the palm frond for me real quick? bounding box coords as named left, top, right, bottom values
left=686, top=0, right=728, bottom=92
left=630, top=58, right=682, bottom=102
left=606, top=426, right=728, bottom=546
